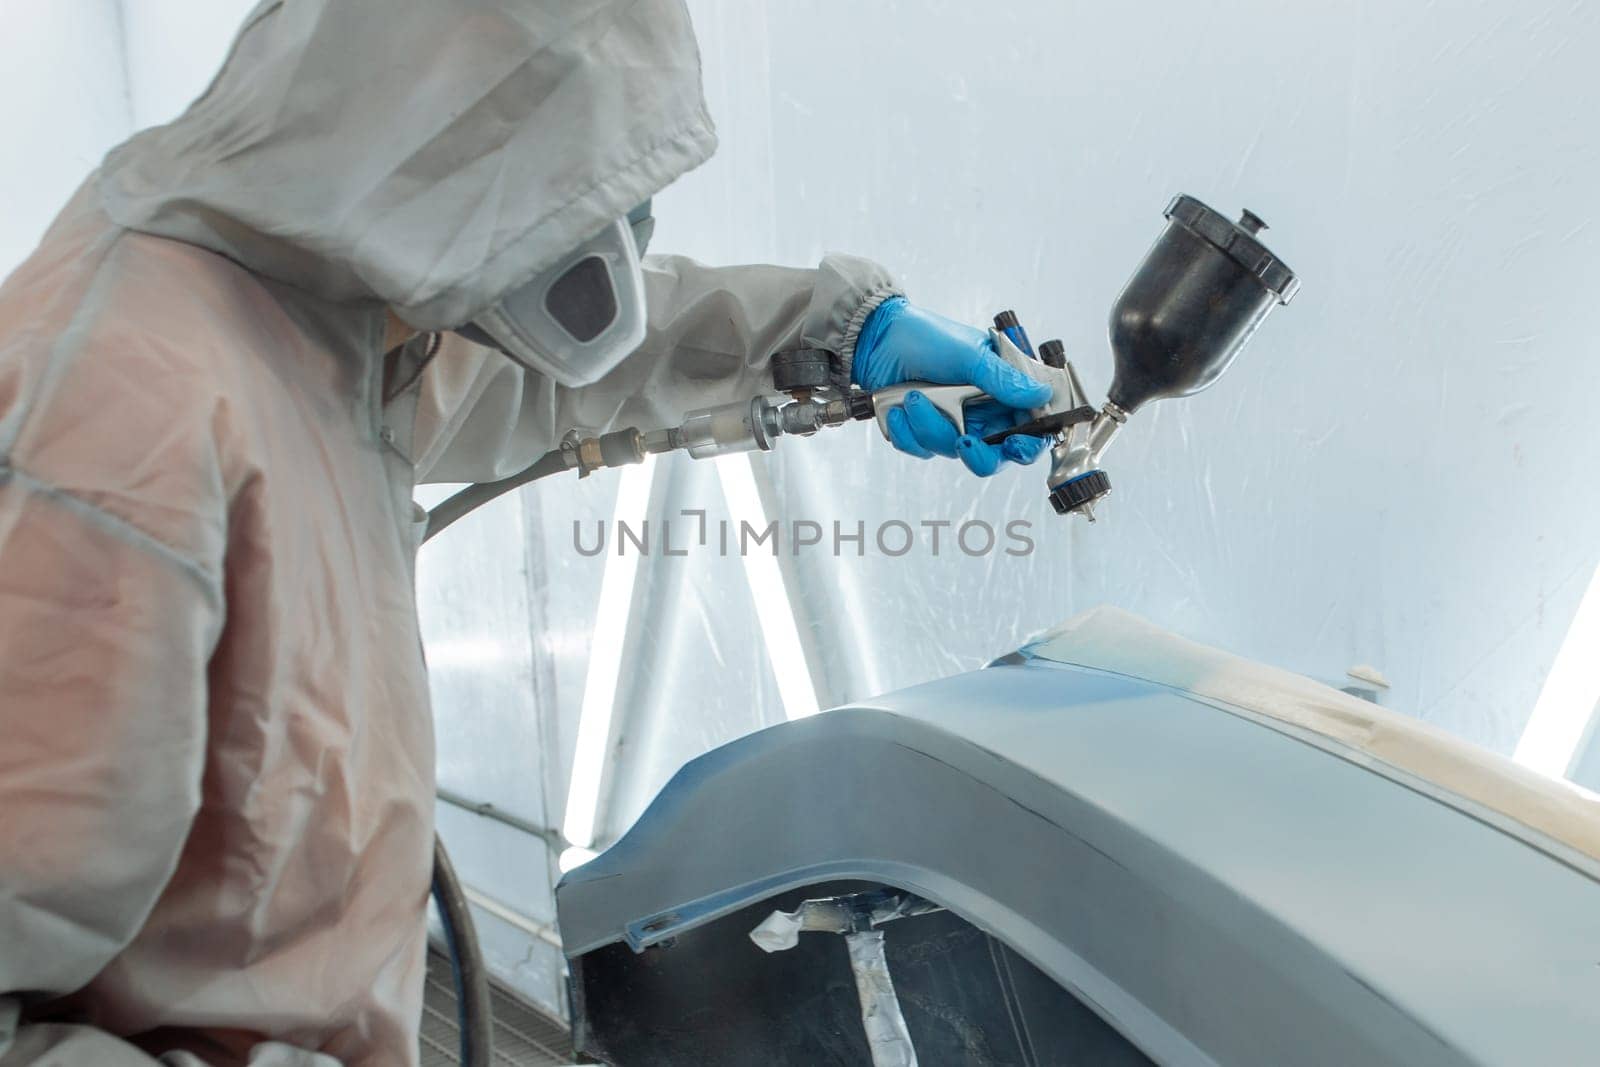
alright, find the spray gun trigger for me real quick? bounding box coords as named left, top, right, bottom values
left=980, top=405, right=1097, bottom=445
left=869, top=382, right=986, bottom=438
left=869, top=328, right=1082, bottom=442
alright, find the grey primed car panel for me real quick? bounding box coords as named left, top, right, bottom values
left=556, top=660, right=1600, bottom=1066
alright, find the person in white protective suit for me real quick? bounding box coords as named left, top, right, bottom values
left=0, top=2, right=1052, bottom=1064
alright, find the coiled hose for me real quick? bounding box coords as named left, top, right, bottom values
left=423, top=446, right=572, bottom=1067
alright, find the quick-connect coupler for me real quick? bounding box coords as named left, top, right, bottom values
left=670, top=395, right=858, bottom=460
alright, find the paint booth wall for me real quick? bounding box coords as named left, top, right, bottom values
left=652, top=0, right=1600, bottom=755
left=4, top=0, right=1600, bottom=1019
left=0, top=0, right=260, bottom=271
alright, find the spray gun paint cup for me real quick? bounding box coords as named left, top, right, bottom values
left=1047, top=194, right=1300, bottom=518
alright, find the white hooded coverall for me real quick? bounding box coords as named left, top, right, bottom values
left=0, top=1, right=898, bottom=1063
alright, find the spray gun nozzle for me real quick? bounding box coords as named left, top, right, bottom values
left=1048, top=469, right=1112, bottom=516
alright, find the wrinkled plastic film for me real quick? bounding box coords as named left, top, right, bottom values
left=748, top=909, right=805, bottom=953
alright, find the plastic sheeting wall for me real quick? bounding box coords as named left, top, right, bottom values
left=637, top=0, right=1600, bottom=765
left=0, top=1, right=255, bottom=270
left=1, top=0, right=129, bottom=272
left=6, top=0, right=1600, bottom=1023
left=663, top=0, right=1600, bottom=757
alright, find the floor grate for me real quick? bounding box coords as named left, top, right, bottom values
left=421, top=947, right=576, bottom=1066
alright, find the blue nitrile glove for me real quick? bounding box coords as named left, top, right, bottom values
left=851, top=297, right=1052, bottom=476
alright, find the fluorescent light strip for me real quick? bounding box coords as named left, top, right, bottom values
left=716, top=454, right=820, bottom=720
left=1515, top=560, right=1600, bottom=778
left=557, top=845, right=598, bottom=873
left=423, top=638, right=519, bottom=670
left=561, top=458, right=656, bottom=851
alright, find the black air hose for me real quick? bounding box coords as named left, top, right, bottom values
left=422, top=446, right=575, bottom=1066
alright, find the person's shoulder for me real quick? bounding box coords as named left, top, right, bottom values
left=0, top=210, right=276, bottom=566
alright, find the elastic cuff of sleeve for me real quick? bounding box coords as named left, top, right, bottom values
left=835, top=283, right=904, bottom=382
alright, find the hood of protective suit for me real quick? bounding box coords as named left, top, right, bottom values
left=98, top=0, right=718, bottom=330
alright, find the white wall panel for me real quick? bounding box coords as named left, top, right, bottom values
left=118, top=0, right=259, bottom=128
left=727, top=0, right=1600, bottom=755
left=0, top=0, right=130, bottom=277
left=0, top=0, right=257, bottom=279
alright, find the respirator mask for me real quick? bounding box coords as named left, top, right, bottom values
left=455, top=202, right=655, bottom=387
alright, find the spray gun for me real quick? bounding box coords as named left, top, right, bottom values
left=423, top=194, right=1297, bottom=541
left=848, top=194, right=1300, bottom=519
